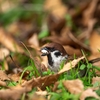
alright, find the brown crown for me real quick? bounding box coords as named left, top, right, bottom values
left=45, top=42, right=67, bottom=56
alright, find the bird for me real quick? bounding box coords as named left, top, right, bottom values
left=40, top=42, right=70, bottom=72
left=40, top=42, right=100, bottom=77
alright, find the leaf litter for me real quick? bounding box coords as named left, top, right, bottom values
left=0, top=0, right=100, bottom=100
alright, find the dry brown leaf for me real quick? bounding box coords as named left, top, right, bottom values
left=7, top=22, right=20, bottom=34
left=0, top=48, right=9, bottom=60
left=0, top=70, right=10, bottom=81
left=0, top=0, right=15, bottom=12
left=8, top=73, right=21, bottom=82
left=78, top=19, right=97, bottom=40
left=8, top=69, right=29, bottom=82
left=80, top=88, right=99, bottom=100
left=0, top=85, right=26, bottom=100
left=0, top=84, right=46, bottom=100
left=92, top=76, right=100, bottom=90
left=67, top=31, right=90, bottom=51
left=43, top=32, right=72, bottom=45
left=33, top=57, right=47, bottom=76
left=92, top=76, right=100, bottom=85
left=52, top=82, right=59, bottom=92
left=89, top=30, right=100, bottom=53
left=41, top=56, right=48, bottom=69
left=22, top=74, right=60, bottom=90
left=0, top=28, right=24, bottom=53
left=82, top=0, right=98, bottom=26
left=0, top=80, right=7, bottom=87
left=64, top=45, right=82, bottom=56
left=35, top=91, right=47, bottom=96
left=31, top=94, right=46, bottom=100
left=44, top=0, right=67, bottom=18
left=7, top=21, right=36, bottom=41
left=28, top=33, right=39, bottom=48
left=47, top=16, right=66, bottom=31
left=69, top=1, right=90, bottom=18
left=88, top=53, right=100, bottom=75
left=44, top=29, right=90, bottom=51
left=88, top=53, right=100, bottom=68
left=43, top=28, right=73, bottom=45
left=58, top=56, right=84, bottom=74
left=63, top=79, right=84, bottom=94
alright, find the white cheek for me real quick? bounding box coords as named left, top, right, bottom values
left=41, top=49, right=48, bottom=54
left=48, top=51, right=67, bottom=72
left=51, top=52, right=62, bottom=64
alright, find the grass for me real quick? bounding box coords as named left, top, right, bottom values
left=0, top=45, right=99, bottom=100
left=20, top=58, right=98, bottom=100
left=46, top=66, right=98, bottom=100
left=1, top=49, right=99, bottom=100
left=0, top=0, right=100, bottom=100
left=42, top=56, right=99, bottom=100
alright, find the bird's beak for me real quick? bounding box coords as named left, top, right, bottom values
left=40, top=47, right=49, bottom=56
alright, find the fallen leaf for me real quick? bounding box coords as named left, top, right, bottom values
left=67, top=31, right=90, bottom=51
left=58, top=56, right=84, bottom=74
left=78, top=19, right=96, bottom=40
left=7, top=22, right=20, bottom=34
left=41, top=56, right=48, bottom=69
left=28, top=33, right=39, bottom=48
left=92, top=76, right=100, bottom=84
left=0, top=85, right=26, bottom=100
left=64, top=45, right=82, bottom=56
left=35, top=91, right=47, bottom=96
left=44, top=0, right=67, bottom=18
left=0, top=80, right=7, bottom=87
left=0, top=70, right=10, bottom=81
left=92, top=76, right=100, bottom=90
left=43, top=27, right=72, bottom=45
left=0, top=0, right=15, bottom=12
left=22, top=74, right=60, bottom=90
left=82, top=0, right=98, bottom=26
left=44, top=29, right=90, bottom=51
left=47, top=16, right=66, bottom=31
left=33, top=57, right=47, bottom=76
left=69, top=1, right=90, bottom=18
left=31, top=94, right=46, bottom=100
left=89, top=30, right=100, bottom=53
left=80, top=88, right=99, bottom=100
left=0, top=48, right=9, bottom=60
left=88, top=53, right=100, bottom=75
left=52, top=82, right=59, bottom=92
left=63, top=79, right=84, bottom=94
left=0, top=28, right=24, bottom=53
left=8, top=73, right=21, bottom=82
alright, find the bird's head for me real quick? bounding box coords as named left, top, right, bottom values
left=40, top=42, right=67, bottom=57
left=40, top=42, right=69, bottom=72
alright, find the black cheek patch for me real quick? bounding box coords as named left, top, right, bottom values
left=54, top=52, right=61, bottom=57
left=47, top=54, right=53, bottom=67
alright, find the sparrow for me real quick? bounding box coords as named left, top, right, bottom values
left=40, top=42, right=69, bottom=72
left=40, top=42, right=100, bottom=77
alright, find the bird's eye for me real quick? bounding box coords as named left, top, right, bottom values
left=54, top=51, right=61, bottom=57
